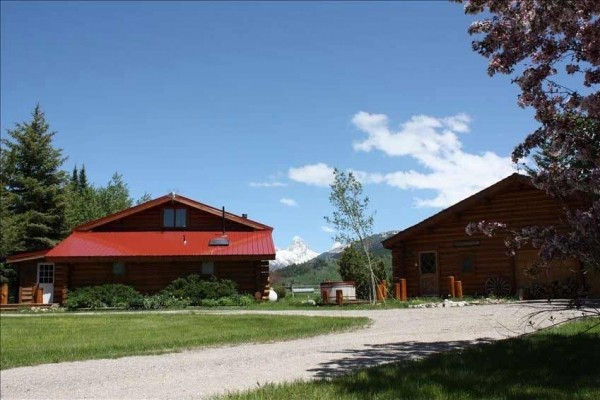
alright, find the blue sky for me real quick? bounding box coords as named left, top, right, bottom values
left=1, top=1, right=536, bottom=253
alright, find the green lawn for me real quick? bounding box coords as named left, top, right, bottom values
left=223, top=318, right=600, bottom=400
left=0, top=313, right=369, bottom=370
left=244, top=295, right=445, bottom=310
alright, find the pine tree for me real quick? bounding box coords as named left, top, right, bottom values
left=78, top=164, right=88, bottom=191
left=1, top=105, right=67, bottom=252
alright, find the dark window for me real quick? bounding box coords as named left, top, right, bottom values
left=113, top=261, right=126, bottom=276
left=163, top=208, right=186, bottom=228
left=462, top=254, right=475, bottom=273
left=419, top=252, right=437, bottom=274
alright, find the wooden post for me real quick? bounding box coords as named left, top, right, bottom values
left=382, top=280, right=388, bottom=299
left=35, top=286, right=43, bottom=304
left=321, top=289, right=329, bottom=304
left=376, top=283, right=384, bottom=301
left=1, top=283, right=8, bottom=305
left=394, top=283, right=401, bottom=300
left=335, top=289, right=343, bottom=306
left=454, top=281, right=463, bottom=299
left=400, top=278, right=407, bottom=301
left=446, top=276, right=456, bottom=297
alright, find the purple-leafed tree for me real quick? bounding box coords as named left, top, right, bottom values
left=456, top=1, right=599, bottom=280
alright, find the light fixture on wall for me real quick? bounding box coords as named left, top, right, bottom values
left=183, top=234, right=187, bottom=245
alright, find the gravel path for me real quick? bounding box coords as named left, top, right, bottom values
left=0, top=302, right=588, bottom=399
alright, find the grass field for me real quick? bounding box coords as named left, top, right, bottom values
left=0, top=313, right=369, bottom=370
left=224, top=318, right=600, bottom=400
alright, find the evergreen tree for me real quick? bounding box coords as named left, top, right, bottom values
left=1, top=105, right=67, bottom=251
left=71, top=166, right=79, bottom=190
left=78, top=164, right=88, bottom=191
left=338, top=245, right=387, bottom=300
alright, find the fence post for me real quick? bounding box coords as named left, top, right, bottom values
left=35, top=286, right=43, bottom=304
left=1, top=283, right=8, bottom=305
left=454, top=281, right=463, bottom=299
left=376, top=283, right=384, bottom=301
left=446, top=276, right=456, bottom=298
left=336, top=289, right=343, bottom=306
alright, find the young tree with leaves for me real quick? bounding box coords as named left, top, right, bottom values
left=325, top=169, right=379, bottom=302
left=458, top=1, right=600, bottom=275
left=1, top=105, right=67, bottom=252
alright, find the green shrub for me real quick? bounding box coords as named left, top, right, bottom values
left=65, top=284, right=142, bottom=310
left=129, top=293, right=191, bottom=310
left=162, top=275, right=238, bottom=305
left=272, top=284, right=287, bottom=299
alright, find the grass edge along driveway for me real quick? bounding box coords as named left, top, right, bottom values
left=0, top=313, right=370, bottom=370
left=223, top=317, right=600, bottom=400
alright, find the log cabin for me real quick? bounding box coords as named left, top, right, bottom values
left=6, top=194, right=275, bottom=305
left=382, top=173, right=600, bottom=298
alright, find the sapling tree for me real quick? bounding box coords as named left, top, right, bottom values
left=457, top=1, right=600, bottom=276
left=325, top=169, right=379, bottom=302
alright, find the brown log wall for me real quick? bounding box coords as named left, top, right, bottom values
left=15, top=259, right=269, bottom=304
left=68, top=260, right=267, bottom=296
left=391, top=184, right=572, bottom=297
left=95, top=205, right=253, bottom=232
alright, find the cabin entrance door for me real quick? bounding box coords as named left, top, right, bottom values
left=37, top=263, right=54, bottom=304
left=419, top=251, right=439, bottom=296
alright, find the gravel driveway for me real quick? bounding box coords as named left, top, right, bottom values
left=0, top=302, right=588, bottom=399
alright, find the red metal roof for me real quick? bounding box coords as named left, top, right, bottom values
left=6, top=249, right=50, bottom=264
left=45, top=231, right=275, bottom=259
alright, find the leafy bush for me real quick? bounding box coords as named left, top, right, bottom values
left=65, top=284, right=142, bottom=310
left=128, top=293, right=190, bottom=310
left=200, top=294, right=254, bottom=307
left=271, top=284, right=287, bottom=299
left=162, top=275, right=238, bottom=305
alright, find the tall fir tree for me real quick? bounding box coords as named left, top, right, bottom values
left=1, top=105, right=68, bottom=252
left=78, top=164, right=88, bottom=191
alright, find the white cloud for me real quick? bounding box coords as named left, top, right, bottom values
left=280, top=198, right=298, bottom=207
left=288, top=163, right=334, bottom=187
left=249, top=181, right=288, bottom=188
left=321, top=226, right=335, bottom=233
left=352, top=111, right=515, bottom=208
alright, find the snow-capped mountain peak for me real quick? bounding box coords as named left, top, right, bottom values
left=270, top=236, right=319, bottom=270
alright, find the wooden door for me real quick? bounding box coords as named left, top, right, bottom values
left=37, top=263, right=54, bottom=304
left=419, top=251, right=439, bottom=296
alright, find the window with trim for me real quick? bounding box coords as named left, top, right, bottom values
left=202, top=261, right=215, bottom=275
left=163, top=208, right=187, bottom=228
left=38, top=263, right=54, bottom=283
left=419, top=252, right=437, bottom=274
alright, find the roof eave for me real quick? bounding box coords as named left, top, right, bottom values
left=382, top=173, right=531, bottom=248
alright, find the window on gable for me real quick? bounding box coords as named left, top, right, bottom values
left=163, top=208, right=187, bottom=228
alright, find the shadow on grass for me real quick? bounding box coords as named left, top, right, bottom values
left=308, top=339, right=494, bottom=379
left=309, top=328, right=600, bottom=399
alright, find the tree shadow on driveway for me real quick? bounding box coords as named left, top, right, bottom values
left=308, top=338, right=493, bottom=379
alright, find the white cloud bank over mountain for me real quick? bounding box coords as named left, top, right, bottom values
left=350, top=111, right=515, bottom=207
left=287, top=112, right=515, bottom=208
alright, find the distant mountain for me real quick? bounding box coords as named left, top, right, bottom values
left=269, top=236, right=319, bottom=270
left=315, top=230, right=400, bottom=261
left=271, top=230, right=399, bottom=285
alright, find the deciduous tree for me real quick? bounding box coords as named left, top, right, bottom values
left=458, top=1, right=600, bottom=274
left=325, top=169, right=379, bottom=302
